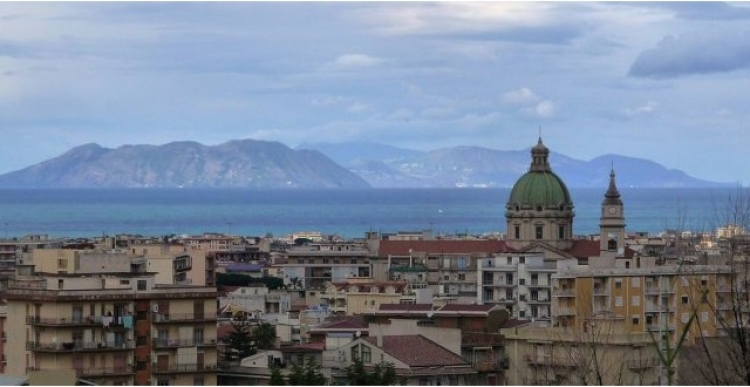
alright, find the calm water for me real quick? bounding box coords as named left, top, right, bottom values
left=0, top=188, right=743, bottom=239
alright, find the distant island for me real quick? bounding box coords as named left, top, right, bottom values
left=0, top=139, right=731, bottom=189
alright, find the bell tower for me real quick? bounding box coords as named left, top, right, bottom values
left=600, top=167, right=626, bottom=255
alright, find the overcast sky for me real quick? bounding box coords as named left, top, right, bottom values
left=1, top=2, right=749, bottom=183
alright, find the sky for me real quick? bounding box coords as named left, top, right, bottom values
left=1, top=1, right=749, bottom=184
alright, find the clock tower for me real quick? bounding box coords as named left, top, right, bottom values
left=600, top=168, right=626, bottom=255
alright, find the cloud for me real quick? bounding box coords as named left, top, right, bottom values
left=501, top=87, right=556, bottom=118
left=501, top=87, right=540, bottom=105
left=629, top=30, right=750, bottom=78
left=622, top=101, right=657, bottom=118
left=330, top=54, right=383, bottom=69
left=522, top=101, right=557, bottom=118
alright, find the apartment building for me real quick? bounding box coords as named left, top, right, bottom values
left=280, top=242, right=372, bottom=289
left=477, top=252, right=556, bottom=322
left=5, top=266, right=218, bottom=386
left=375, top=239, right=513, bottom=303
left=318, top=279, right=415, bottom=315
left=128, top=244, right=212, bottom=286
left=551, top=260, right=740, bottom=345
left=502, top=322, right=660, bottom=385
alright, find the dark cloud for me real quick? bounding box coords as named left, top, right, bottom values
left=629, top=30, right=750, bottom=78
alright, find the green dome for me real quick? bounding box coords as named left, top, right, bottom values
left=508, top=170, right=572, bottom=207
left=506, top=137, right=573, bottom=209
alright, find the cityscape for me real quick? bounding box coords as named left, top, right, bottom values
left=1, top=2, right=749, bottom=386
left=0, top=138, right=748, bottom=386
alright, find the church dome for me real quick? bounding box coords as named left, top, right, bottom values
left=506, top=138, right=573, bottom=209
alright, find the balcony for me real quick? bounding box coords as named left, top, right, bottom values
left=527, top=282, right=551, bottom=289
left=152, top=313, right=216, bottom=324
left=645, top=286, right=676, bottom=295
left=555, top=308, right=577, bottom=316
left=553, top=289, right=575, bottom=298
left=527, top=298, right=550, bottom=304
left=27, top=341, right=133, bottom=352
left=524, top=354, right=577, bottom=368
left=152, top=338, right=217, bottom=349
left=151, top=363, right=217, bottom=374
left=26, top=315, right=132, bottom=329
left=627, top=358, right=660, bottom=371
left=79, top=366, right=136, bottom=377
left=646, top=323, right=676, bottom=332
left=482, top=281, right=516, bottom=287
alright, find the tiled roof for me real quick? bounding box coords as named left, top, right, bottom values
left=280, top=341, right=326, bottom=353
left=363, top=335, right=468, bottom=367
left=378, top=240, right=514, bottom=256
left=501, top=319, right=533, bottom=329
left=314, top=316, right=368, bottom=331
left=377, top=304, right=433, bottom=315
left=436, top=304, right=498, bottom=314
left=461, top=332, right=504, bottom=347
left=568, top=240, right=601, bottom=258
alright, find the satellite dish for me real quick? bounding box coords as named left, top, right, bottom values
left=355, top=330, right=361, bottom=337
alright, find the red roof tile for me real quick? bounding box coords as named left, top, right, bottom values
left=363, top=335, right=468, bottom=367
left=568, top=240, right=601, bottom=258
left=314, top=316, right=368, bottom=331
left=378, top=240, right=514, bottom=256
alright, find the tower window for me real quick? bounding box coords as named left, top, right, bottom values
left=535, top=226, right=543, bottom=240
left=514, top=226, right=520, bottom=239
left=608, top=239, right=617, bottom=251
left=558, top=225, right=565, bottom=239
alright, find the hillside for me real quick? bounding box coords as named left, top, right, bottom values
left=0, top=140, right=371, bottom=189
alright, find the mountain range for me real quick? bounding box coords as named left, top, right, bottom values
left=0, top=139, right=729, bottom=189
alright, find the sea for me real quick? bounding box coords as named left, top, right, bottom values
left=0, top=188, right=745, bottom=239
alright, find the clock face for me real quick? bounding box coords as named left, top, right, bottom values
left=608, top=207, right=616, bottom=214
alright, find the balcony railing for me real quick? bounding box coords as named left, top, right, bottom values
left=553, top=289, right=575, bottom=297
left=645, top=286, right=676, bottom=295
left=555, top=308, right=577, bottom=316
left=152, top=313, right=216, bottom=323
left=27, top=341, right=133, bottom=352
left=151, top=363, right=217, bottom=374
left=78, top=366, right=135, bottom=377
left=26, top=315, right=133, bottom=328
left=524, top=354, right=577, bottom=368
left=152, top=338, right=217, bottom=348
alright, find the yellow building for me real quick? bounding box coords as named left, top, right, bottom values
left=6, top=265, right=218, bottom=386
left=552, top=263, right=738, bottom=345
left=318, top=279, right=415, bottom=315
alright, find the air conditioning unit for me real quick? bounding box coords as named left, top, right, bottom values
left=152, top=305, right=159, bottom=313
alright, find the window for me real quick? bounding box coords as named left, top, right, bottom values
left=559, top=225, right=565, bottom=239
left=351, top=345, right=359, bottom=360
left=507, top=257, right=512, bottom=265
left=458, top=273, right=465, bottom=281
left=193, top=378, right=204, bottom=386
left=632, top=317, right=639, bottom=325
left=519, top=311, right=526, bottom=318
left=632, top=296, right=640, bottom=306
left=615, top=296, right=623, bottom=307
left=632, top=278, right=640, bottom=287
left=361, top=345, right=372, bottom=363
left=681, top=295, right=689, bottom=305
left=157, top=379, right=170, bottom=386
left=535, top=226, right=543, bottom=240
left=57, top=259, right=68, bottom=269
left=137, top=280, right=147, bottom=291
left=615, top=281, right=622, bottom=289
left=701, top=292, right=709, bottom=303
left=514, top=226, right=520, bottom=239
left=444, top=275, right=449, bottom=281
left=519, top=279, right=525, bottom=285
left=519, top=256, right=525, bottom=264
left=701, top=311, right=709, bottom=322
left=136, top=335, right=147, bottom=346
left=350, top=258, right=357, bottom=264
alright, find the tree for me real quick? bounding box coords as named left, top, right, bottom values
left=677, top=185, right=750, bottom=385
left=286, top=357, right=326, bottom=386
left=217, top=273, right=284, bottom=290
left=253, top=321, right=277, bottom=350
left=269, top=365, right=286, bottom=386
left=344, top=358, right=405, bottom=386
left=223, top=322, right=256, bottom=364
